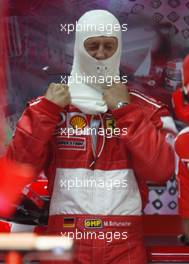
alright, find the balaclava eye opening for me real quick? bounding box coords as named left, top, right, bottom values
left=68, top=10, right=122, bottom=115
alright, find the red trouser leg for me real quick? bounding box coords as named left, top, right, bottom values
left=40, top=236, right=147, bottom=264
left=72, top=233, right=147, bottom=264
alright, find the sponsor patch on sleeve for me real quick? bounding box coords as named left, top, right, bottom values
left=57, top=136, right=86, bottom=151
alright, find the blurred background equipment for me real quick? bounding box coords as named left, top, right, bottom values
left=0, top=0, right=35, bottom=219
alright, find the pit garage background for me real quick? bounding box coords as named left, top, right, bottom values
left=4, top=0, right=189, bottom=215
left=1, top=0, right=189, bottom=263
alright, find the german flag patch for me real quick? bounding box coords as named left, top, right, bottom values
left=63, top=217, right=75, bottom=228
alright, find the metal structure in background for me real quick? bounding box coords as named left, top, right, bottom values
left=0, top=233, right=73, bottom=264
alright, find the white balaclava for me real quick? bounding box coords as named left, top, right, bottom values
left=68, top=10, right=122, bottom=114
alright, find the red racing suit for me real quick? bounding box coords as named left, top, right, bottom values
left=175, top=128, right=189, bottom=218
left=6, top=90, right=175, bottom=264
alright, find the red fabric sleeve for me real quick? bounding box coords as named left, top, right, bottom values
left=6, top=97, right=63, bottom=174
left=175, top=130, right=189, bottom=218
left=175, top=131, right=189, bottom=160
left=177, top=161, right=189, bottom=218
left=111, top=102, right=175, bottom=184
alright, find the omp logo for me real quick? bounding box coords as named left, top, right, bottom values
left=84, top=219, right=102, bottom=228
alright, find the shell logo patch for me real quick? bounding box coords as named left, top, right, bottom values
left=70, top=115, right=87, bottom=129
left=84, top=219, right=102, bottom=229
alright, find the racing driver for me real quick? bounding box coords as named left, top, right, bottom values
left=6, top=10, right=176, bottom=264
